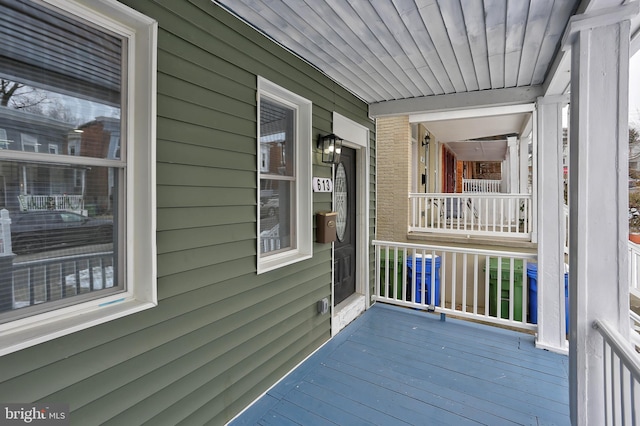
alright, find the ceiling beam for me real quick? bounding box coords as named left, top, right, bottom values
left=368, top=86, right=543, bottom=118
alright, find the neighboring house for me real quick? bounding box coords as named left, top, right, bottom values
left=0, top=1, right=374, bottom=424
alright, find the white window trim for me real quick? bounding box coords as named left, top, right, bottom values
left=257, top=77, right=312, bottom=274
left=0, top=0, right=157, bottom=356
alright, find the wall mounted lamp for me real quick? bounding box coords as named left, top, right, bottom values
left=422, top=132, right=431, bottom=147
left=317, top=133, right=343, bottom=164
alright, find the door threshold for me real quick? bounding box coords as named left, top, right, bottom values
left=332, top=293, right=366, bottom=336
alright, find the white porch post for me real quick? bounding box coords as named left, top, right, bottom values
left=519, top=136, right=529, bottom=194
left=535, top=95, right=568, bottom=354
left=563, top=4, right=636, bottom=425
left=507, top=136, right=518, bottom=194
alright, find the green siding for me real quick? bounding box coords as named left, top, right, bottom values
left=0, top=0, right=375, bottom=424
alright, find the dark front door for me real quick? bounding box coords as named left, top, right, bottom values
left=334, top=146, right=356, bottom=305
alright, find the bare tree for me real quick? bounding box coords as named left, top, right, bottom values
left=0, top=79, right=80, bottom=124
left=1, top=79, right=48, bottom=110
left=0, top=79, right=22, bottom=106
left=631, top=126, right=639, bottom=145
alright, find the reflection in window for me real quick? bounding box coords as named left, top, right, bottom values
left=0, top=0, right=124, bottom=320
left=259, top=97, right=295, bottom=255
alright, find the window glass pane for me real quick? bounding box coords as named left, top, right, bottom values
left=0, top=160, right=120, bottom=320
left=0, top=0, right=124, bottom=321
left=260, top=97, right=294, bottom=177
left=260, top=179, right=292, bottom=255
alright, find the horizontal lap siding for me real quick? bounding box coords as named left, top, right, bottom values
left=0, top=0, right=374, bottom=425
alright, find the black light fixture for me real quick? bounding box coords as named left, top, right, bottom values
left=422, top=132, right=431, bottom=147
left=317, top=133, right=343, bottom=164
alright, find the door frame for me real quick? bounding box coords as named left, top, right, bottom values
left=331, top=112, right=370, bottom=336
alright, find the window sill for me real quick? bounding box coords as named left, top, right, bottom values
left=258, top=251, right=312, bottom=274
left=0, top=296, right=156, bottom=356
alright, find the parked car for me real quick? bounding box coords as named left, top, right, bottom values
left=260, top=198, right=279, bottom=218
left=10, top=211, right=113, bottom=254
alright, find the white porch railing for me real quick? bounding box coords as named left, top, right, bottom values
left=18, top=194, right=85, bottom=214
left=628, top=240, right=640, bottom=299
left=593, top=319, right=640, bottom=425
left=374, top=240, right=538, bottom=331
left=462, top=178, right=501, bottom=193
left=409, top=193, right=533, bottom=239
left=12, top=251, right=114, bottom=309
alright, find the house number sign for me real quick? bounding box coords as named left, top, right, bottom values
left=312, top=177, right=333, bottom=193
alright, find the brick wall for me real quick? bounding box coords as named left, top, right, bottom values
left=376, top=116, right=411, bottom=242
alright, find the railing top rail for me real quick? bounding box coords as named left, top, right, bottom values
left=593, top=319, right=640, bottom=379
left=629, top=239, right=640, bottom=252
left=409, top=192, right=531, bottom=198
left=373, top=239, right=537, bottom=259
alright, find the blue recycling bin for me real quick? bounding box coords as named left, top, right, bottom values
left=527, top=263, right=569, bottom=332
left=407, top=255, right=441, bottom=305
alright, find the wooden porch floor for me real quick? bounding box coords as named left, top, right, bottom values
left=230, top=303, right=570, bottom=425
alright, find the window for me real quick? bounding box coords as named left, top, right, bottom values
left=257, top=77, right=312, bottom=273
left=20, top=134, right=39, bottom=152
left=0, top=129, right=10, bottom=149
left=0, top=0, right=157, bottom=356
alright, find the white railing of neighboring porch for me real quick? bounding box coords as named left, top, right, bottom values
left=462, top=178, right=501, bottom=193
left=374, top=240, right=538, bottom=332
left=593, top=319, right=640, bottom=425
left=409, top=193, right=533, bottom=239
left=18, top=194, right=85, bottom=214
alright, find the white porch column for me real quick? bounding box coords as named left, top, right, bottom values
left=507, top=136, right=518, bottom=194
left=535, top=95, right=568, bottom=354
left=563, top=4, right=636, bottom=425
left=519, top=136, right=529, bottom=194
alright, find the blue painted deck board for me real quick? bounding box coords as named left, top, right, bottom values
left=230, top=303, right=570, bottom=425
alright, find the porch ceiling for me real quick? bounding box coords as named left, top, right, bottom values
left=424, top=111, right=530, bottom=145
left=215, top=0, right=639, bottom=138
left=446, top=140, right=508, bottom=162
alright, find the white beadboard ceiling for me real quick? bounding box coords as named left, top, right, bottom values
left=215, top=0, right=581, bottom=104
left=215, top=0, right=639, bottom=142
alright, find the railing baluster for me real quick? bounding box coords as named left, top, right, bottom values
left=28, top=268, right=34, bottom=306
left=485, top=256, right=490, bottom=318
left=451, top=253, right=457, bottom=309
left=402, top=247, right=408, bottom=302
left=60, top=262, right=65, bottom=298
left=496, top=256, right=502, bottom=320
left=492, top=198, right=497, bottom=232
left=509, top=257, right=514, bottom=321
left=523, top=259, right=528, bottom=324
left=462, top=253, right=467, bottom=313
left=473, top=254, right=479, bottom=315
left=440, top=250, right=447, bottom=308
